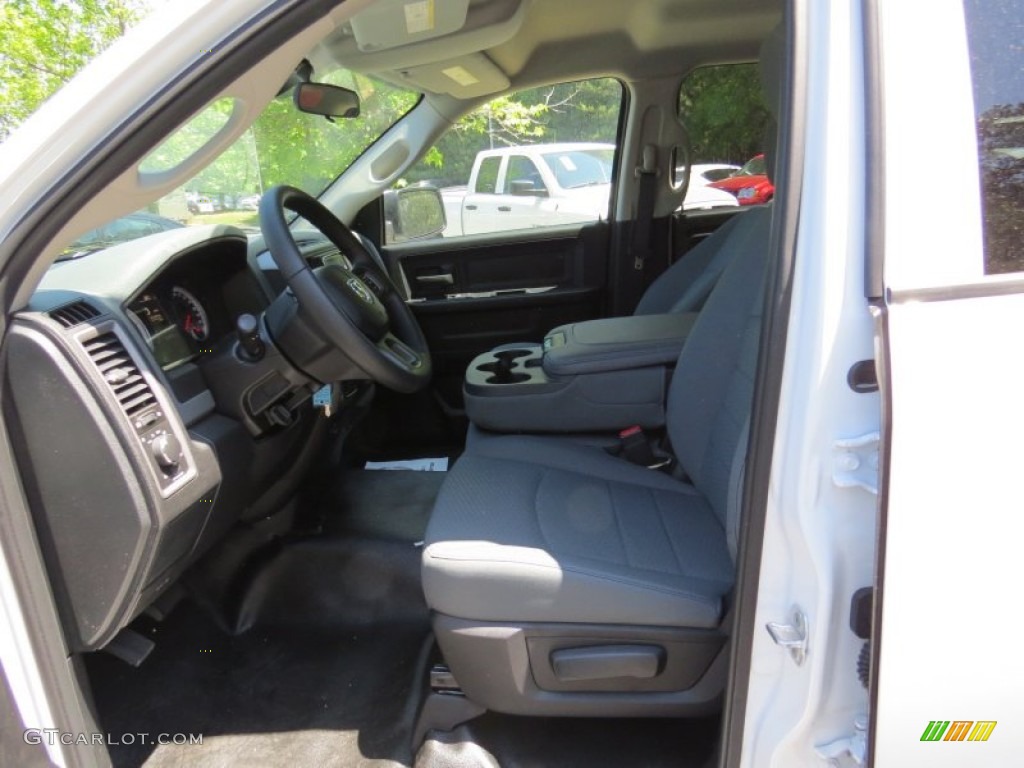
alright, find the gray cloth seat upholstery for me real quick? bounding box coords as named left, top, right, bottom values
left=423, top=204, right=772, bottom=632
left=633, top=206, right=764, bottom=316
left=422, top=434, right=733, bottom=629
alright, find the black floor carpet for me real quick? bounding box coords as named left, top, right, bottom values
left=416, top=714, right=720, bottom=768
left=85, top=535, right=431, bottom=768
left=322, top=469, right=446, bottom=542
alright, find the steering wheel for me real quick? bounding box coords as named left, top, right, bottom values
left=259, top=186, right=431, bottom=393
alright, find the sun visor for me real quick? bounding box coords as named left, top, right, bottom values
left=397, top=53, right=510, bottom=98
left=350, top=0, right=471, bottom=52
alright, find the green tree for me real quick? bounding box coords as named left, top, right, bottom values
left=678, top=63, right=770, bottom=164
left=401, top=77, right=624, bottom=188
left=0, top=0, right=148, bottom=141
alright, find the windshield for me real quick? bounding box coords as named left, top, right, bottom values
left=540, top=148, right=614, bottom=189
left=60, top=68, right=418, bottom=260
left=737, top=155, right=766, bottom=177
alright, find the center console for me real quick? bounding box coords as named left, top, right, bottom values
left=465, top=313, right=697, bottom=433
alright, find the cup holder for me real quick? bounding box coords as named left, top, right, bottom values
left=494, top=349, right=532, bottom=362
left=475, top=348, right=538, bottom=384
left=485, top=372, right=531, bottom=384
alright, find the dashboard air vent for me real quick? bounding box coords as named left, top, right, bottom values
left=83, top=333, right=157, bottom=417
left=49, top=300, right=100, bottom=328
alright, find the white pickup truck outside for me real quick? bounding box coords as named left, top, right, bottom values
left=442, top=142, right=614, bottom=237
left=442, top=142, right=736, bottom=237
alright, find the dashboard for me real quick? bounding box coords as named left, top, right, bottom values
left=125, top=242, right=268, bottom=371
left=128, top=288, right=208, bottom=369
left=6, top=224, right=339, bottom=654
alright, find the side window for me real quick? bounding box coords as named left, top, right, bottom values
left=503, top=155, right=546, bottom=194
left=676, top=64, right=772, bottom=209
left=388, top=77, right=623, bottom=242
left=540, top=149, right=613, bottom=190
left=963, top=0, right=1024, bottom=274
left=473, top=156, right=501, bottom=194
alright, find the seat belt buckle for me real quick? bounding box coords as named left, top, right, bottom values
left=618, top=426, right=658, bottom=468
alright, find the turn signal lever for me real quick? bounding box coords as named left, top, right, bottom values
left=236, top=314, right=265, bottom=362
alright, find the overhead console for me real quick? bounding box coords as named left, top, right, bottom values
left=464, top=313, right=697, bottom=433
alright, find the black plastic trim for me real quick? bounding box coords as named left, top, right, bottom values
left=847, top=359, right=878, bottom=393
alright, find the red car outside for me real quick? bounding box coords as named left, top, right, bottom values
left=708, top=153, right=774, bottom=205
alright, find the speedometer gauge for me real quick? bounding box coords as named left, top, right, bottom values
left=170, top=286, right=209, bottom=341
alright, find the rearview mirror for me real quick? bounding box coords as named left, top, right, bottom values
left=383, top=186, right=447, bottom=243
left=293, top=82, right=360, bottom=119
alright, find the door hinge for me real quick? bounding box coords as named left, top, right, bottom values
left=816, top=714, right=869, bottom=766
left=766, top=607, right=808, bottom=666
left=832, top=432, right=879, bottom=495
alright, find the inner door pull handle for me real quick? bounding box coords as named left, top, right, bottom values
left=417, top=273, right=454, bottom=285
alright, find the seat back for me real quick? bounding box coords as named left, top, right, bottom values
left=665, top=20, right=783, bottom=542
left=633, top=211, right=751, bottom=316
left=665, top=206, right=771, bottom=534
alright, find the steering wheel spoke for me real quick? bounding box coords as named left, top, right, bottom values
left=378, top=332, right=425, bottom=373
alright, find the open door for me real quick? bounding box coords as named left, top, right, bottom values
left=872, top=1, right=1024, bottom=764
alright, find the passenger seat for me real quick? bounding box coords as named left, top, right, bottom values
left=419, top=24, right=782, bottom=718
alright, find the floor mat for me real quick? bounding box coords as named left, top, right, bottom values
left=85, top=535, right=431, bottom=768
left=416, top=714, right=720, bottom=768
left=323, top=469, right=446, bottom=542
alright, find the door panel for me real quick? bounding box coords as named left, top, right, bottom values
left=384, top=222, right=607, bottom=382
left=370, top=222, right=607, bottom=454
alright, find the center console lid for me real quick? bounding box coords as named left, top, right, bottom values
left=464, top=313, right=696, bottom=433
left=543, top=313, right=698, bottom=377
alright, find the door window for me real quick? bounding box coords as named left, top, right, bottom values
left=963, top=0, right=1024, bottom=274
left=503, top=155, right=546, bottom=194
left=473, top=156, right=501, bottom=194
left=388, top=77, right=623, bottom=243
left=676, top=64, right=773, bottom=207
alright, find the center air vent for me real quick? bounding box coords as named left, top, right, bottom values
left=49, top=300, right=100, bottom=328
left=83, top=332, right=157, bottom=417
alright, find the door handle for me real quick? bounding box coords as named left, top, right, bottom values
left=465, top=204, right=478, bottom=210
left=416, top=273, right=454, bottom=285
left=498, top=205, right=512, bottom=212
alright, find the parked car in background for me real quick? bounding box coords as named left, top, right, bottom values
left=186, top=194, right=215, bottom=214
left=61, top=211, right=183, bottom=259
left=442, top=142, right=614, bottom=236
left=239, top=194, right=261, bottom=211
left=693, top=163, right=741, bottom=183
left=681, top=163, right=743, bottom=210
left=708, top=153, right=774, bottom=204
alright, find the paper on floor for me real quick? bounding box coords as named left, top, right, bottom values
left=363, top=457, right=448, bottom=471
